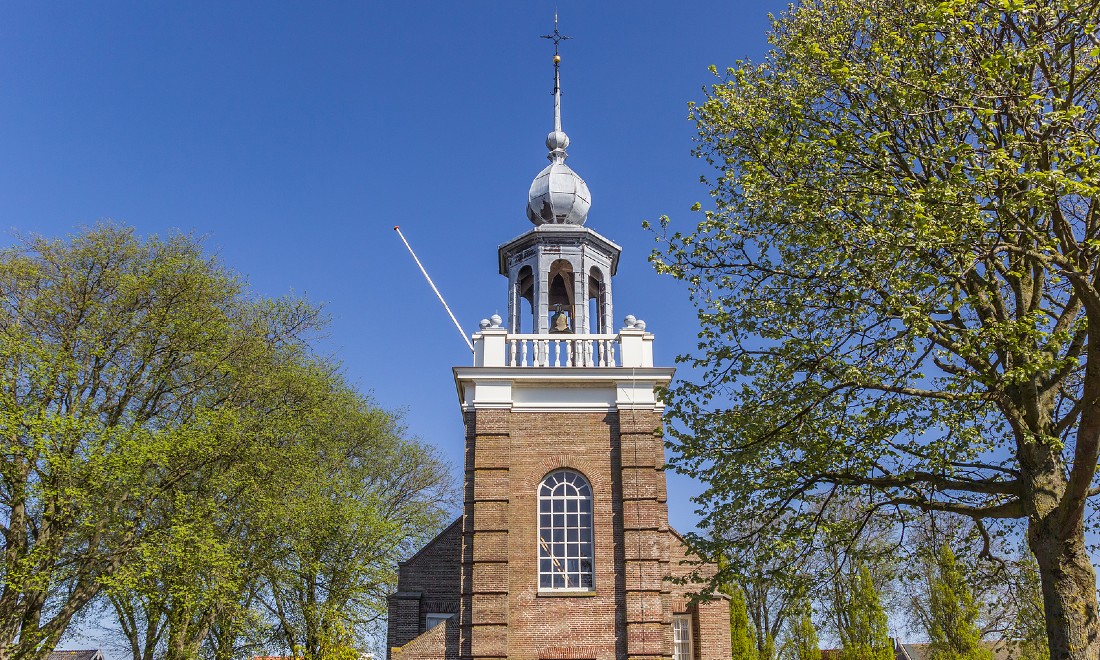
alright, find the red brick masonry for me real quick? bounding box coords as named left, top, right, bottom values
left=387, top=409, right=730, bottom=660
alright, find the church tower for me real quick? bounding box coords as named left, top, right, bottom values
left=387, top=21, right=730, bottom=660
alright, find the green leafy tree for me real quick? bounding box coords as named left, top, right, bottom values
left=649, top=1, right=1100, bottom=656
left=103, top=361, right=345, bottom=660
left=927, top=544, right=992, bottom=660
left=259, top=386, right=452, bottom=659
left=1010, top=552, right=1050, bottom=660
left=0, top=225, right=321, bottom=657
left=839, top=566, right=893, bottom=660
left=717, top=538, right=811, bottom=660
left=104, top=502, right=249, bottom=660
left=729, top=585, right=760, bottom=660
left=785, top=602, right=821, bottom=660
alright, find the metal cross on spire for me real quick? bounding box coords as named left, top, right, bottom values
left=541, top=12, right=571, bottom=132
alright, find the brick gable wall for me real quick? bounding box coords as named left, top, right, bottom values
left=668, top=530, right=731, bottom=660
left=387, top=519, right=463, bottom=655
left=391, top=618, right=460, bottom=660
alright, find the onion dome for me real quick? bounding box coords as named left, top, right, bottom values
left=527, top=131, right=591, bottom=226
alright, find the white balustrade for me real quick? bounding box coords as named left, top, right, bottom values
left=472, top=315, right=653, bottom=369
left=500, top=334, right=621, bottom=367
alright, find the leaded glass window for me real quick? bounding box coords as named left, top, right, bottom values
left=538, top=469, right=594, bottom=590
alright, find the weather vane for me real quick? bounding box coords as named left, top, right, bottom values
left=541, top=12, right=571, bottom=96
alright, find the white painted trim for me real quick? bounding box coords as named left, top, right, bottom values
left=454, top=366, right=674, bottom=412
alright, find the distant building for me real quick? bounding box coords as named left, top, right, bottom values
left=895, top=639, right=1025, bottom=660
left=47, top=651, right=104, bottom=660
left=384, top=19, right=731, bottom=660
left=821, top=639, right=1027, bottom=660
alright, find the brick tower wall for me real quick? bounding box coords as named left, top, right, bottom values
left=460, top=407, right=675, bottom=660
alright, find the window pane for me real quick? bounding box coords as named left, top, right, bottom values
left=538, top=470, right=595, bottom=591
left=673, top=616, right=693, bottom=660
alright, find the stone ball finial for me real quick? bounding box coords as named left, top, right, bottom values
left=635, top=320, right=646, bottom=331
left=546, top=130, right=570, bottom=152
left=623, top=315, right=637, bottom=328
left=479, top=319, right=491, bottom=330
left=489, top=314, right=503, bottom=328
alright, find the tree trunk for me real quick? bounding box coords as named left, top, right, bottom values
left=1029, top=517, right=1100, bottom=660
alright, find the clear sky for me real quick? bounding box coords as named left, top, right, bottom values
left=0, top=1, right=787, bottom=652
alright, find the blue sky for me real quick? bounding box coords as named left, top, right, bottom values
left=0, top=0, right=786, bottom=650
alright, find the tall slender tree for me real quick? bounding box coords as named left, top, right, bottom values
left=838, top=566, right=893, bottom=660
left=785, top=602, right=822, bottom=660
left=927, top=543, right=992, bottom=660
left=729, top=586, right=760, bottom=660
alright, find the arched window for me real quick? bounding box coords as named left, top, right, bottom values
left=588, top=266, right=606, bottom=334
left=538, top=470, right=594, bottom=590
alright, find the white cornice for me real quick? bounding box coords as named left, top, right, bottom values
left=452, top=366, right=675, bottom=413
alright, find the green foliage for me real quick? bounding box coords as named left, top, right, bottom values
left=926, top=543, right=991, bottom=660
left=0, top=225, right=454, bottom=658
left=0, top=225, right=323, bottom=657
left=838, top=566, right=893, bottom=660
left=729, top=586, right=760, bottom=660
left=650, top=1, right=1100, bottom=656
left=722, top=543, right=811, bottom=660
left=260, top=382, right=451, bottom=658
left=786, top=602, right=821, bottom=660
left=1012, top=553, right=1050, bottom=660
left=761, top=634, right=776, bottom=660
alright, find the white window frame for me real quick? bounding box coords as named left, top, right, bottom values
left=424, top=613, right=454, bottom=631
left=672, top=614, right=694, bottom=660
left=537, top=469, right=595, bottom=592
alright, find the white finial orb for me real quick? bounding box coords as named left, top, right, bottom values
left=546, top=130, right=569, bottom=152
left=479, top=319, right=491, bottom=330
left=635, top=319, right=646, bottom=331
left=489, top=314, right=503, bottom=328
left=623, top=315, right=637, bottom=328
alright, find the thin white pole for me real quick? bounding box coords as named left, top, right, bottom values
left=393, top=226, right=475, bottom=353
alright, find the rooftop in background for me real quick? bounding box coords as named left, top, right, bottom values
left=896, top=640, right=1024, bottom=660
left=48, top=651, right=104, bottom=660
left=823, top=639, right=1026, bottom=660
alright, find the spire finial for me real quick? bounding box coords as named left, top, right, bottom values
left=541, top=12, right=572, bottom=161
